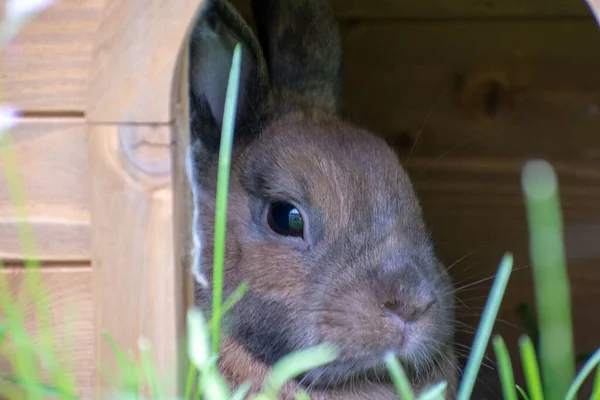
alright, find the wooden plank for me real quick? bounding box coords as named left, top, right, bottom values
left=88, top=125, right=184, bottom=398
left=3, top=1, right=595, bottom=113
left=0, top=119, right=90, bottom=262
left=0, top=0, right=104, bottom=112
left=172, top=36, right=197, bottom=317
left=329, top=0, right=593, bottom=19
left=87, top=0, right=205, bottom=123
left=338, top=20, right=600, bottom=165
left=86, top=1, right=202, bottom=396
left=230, top=0, right=593, bottom=20
left=0, top=266, right=94, bottom=400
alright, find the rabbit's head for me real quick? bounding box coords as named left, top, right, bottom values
left=187, top=0, right=457, bottom=395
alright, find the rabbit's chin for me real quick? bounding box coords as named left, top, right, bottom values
left=293, top=345, right=446, bottom=391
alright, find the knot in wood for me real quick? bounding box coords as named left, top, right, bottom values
left=118, top=126, right=173, bottom=189
left=454, top=68, right=514, bottom=120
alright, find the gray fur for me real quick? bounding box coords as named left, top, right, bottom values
left=186, top=0, right=458, bottom=398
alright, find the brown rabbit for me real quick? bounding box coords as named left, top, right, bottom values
left=186, top=0, right=459, bottom=398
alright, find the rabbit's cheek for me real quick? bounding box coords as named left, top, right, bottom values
left=235, top=244, right=310, bottom=293
left=225, top=291, right=311, bottom=366
left=314, top=288, right=397, bottom=356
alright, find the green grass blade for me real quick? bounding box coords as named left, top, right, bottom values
left=230, top=381, right=252, bottom=400
left=187, top=309, right=211, bottom=370
left=0, top=383, right=21, bottom=400
left=592, top=362, right=600, bottom=400
left=184, top=364, right=198, bottom=400
left=199, top=367, right=231, bottom=400
left=294, top=390, right=311, bottom=400
left=516, top=385, right=530, bottom=400
left=0, top=134, right=43, bottom=400
left=456, top=253, right=513, bottom=400
left=103, top=331, right=139, bottom=392
left=211, top=42, right=243, bottom=354
left=1, top=6, right=81, bottom=399
left=417, top=381, right=447, bottom=400
left=138, top=338, right=163, bottom=399
left=0, top=324, right=6, bottom=345
left=208, top=282, right=249, bottom=329
left=51, top=303, right=80, bottom=397
left=521, top=160, right=575, bottom=400
left=519, top=335, right=544, bottom=400
left=384, top=352, right=416, bottom=400
left=188, top=309, right=232, bottom=400
left=492, top=335, right=517, bottom=400
left=107, top=391, right=150, bottom=400
left=0, top=372, right=81, bottom=399
left=564, top=347, right=600, bottom=400
left=590, top=366, right=600, bottom=400
left=221, top=282, right=248, bottom=316
left=0, top=265, right=42, bottom=400
left=2, top=127, right=76, bottom=398
left=261, top=343, right=338, bottom=398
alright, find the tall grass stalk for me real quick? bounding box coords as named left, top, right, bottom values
left=385, top=352, right=416, bottom=400
left=516, top=385, right=531, bottom=400
left=455, top=253, right=513, bottom=400
left=564, top=348, right=600, bottom=400
left=592, top=364, right=600, bottom=400
left=211, top=43, right=242, bottom=354
left=522, top=160, right=575, bottom=400
left=519, top=335, right=544, bottom=400
left=258, top=344, right=337, bottom=399
left=493, top=336, right=517, bottom=400
left=417, top=381, right=447, bottom=400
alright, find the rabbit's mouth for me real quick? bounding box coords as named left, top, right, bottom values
left=292, top=290, right=456, bottom=392
left=293, top=350, right=445, bottom=392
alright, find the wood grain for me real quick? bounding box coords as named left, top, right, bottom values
left=0, top=0, right=104, bottom=112
left=88, top=125, right=184, bottom=398
left=0, top=266, right=94, bottom=400
left=339, top=20, right=600, bottom=166
left=5, top=1, right=597, bottom=113
left=327, top=0, right=594, bottom=19
left=86, top=0, right=205, bottom=393
left=231, top=0, right=593, bottom=20
left=172, top=35, right=197, bottom=317
left=0, top=119, right=90, bottom=262
left=87, top=0, right=205, bottom=123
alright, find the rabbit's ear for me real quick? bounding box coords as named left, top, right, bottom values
left=251, top=0, right=343, bottom=113
left=188, top=0, right=270, bottom=154
left=187, top=0, right=269, bottom=288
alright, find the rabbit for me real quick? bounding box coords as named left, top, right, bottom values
left=186, top=0, right=459, bottom=398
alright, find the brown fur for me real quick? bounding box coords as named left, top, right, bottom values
left=187, top=1, right=459, bottom=398
left=219, top=337, right=458, bottom=400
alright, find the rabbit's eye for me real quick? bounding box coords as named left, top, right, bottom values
left=267, top=202, right=304, bottom=238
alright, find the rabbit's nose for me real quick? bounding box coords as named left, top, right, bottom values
left=381, top=292, right=437, bottom=324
